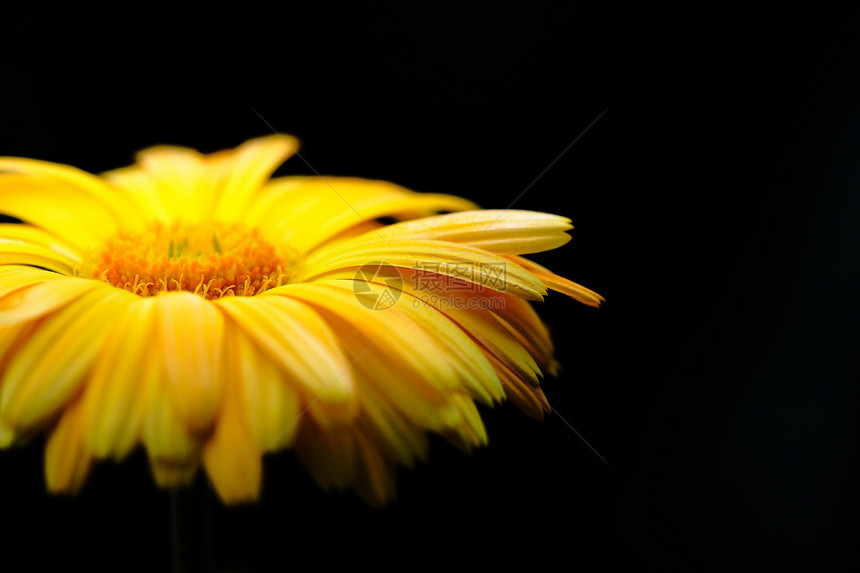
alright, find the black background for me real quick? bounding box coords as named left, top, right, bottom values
left=1, top=2, right=858, bottom=571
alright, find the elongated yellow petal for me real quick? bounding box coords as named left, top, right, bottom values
left=488, top=353, right=551, bottom=421
left=403, top=305, right=504, bottom=405
left=0, top=237, right=77, bottom=275
left=140, top=348, right=201, bottom=487
left=0, top=277, right=103, bottom=324
left=81, top=298, right=157, bottom=460
left=135, top=145, right=211, bottom=222
left=0, top=174, right=121, bottom=250
left=0, top=321, right=34, bottom=380
left=491, top=295, right=555, bottom=370
left=142, top=367, right=198, bottom=472
left=442, top=393, right=488, bottom=452
left=101, top=165, right=171, bottom=222
left=45, top=399, right=92, bottom=494
left=155, top=292, right=225, bottom=434
left=0, top=288, right=129, bottom=429
left=288, top=194, right=481, bottom=254
left=301, top=239, right=547, bottom=300
left=447, top=305, right=543, bottom=386
left=355, top=376, right=429, bottom=467
left=0, top=265, right=61, bottom=299
left=0, top=156, right=141, bottom=224
left=203, top=338, right=261, bottom=504
left=345, top=209, right=573, bottom=255
left=493, top=312, right=554, bottom=375
left=305, top=219, right=384, bottom=253
left=0, top=224, right=82, bottom=264
left=247, top=176, right=477, bottom=253
left=213, top=134, right=298, bottom=221
left=509, top=255, right=605, bottom=307
left=215, top=295, right=356, bottom=426
left=230, top=329, right=301, bottom=453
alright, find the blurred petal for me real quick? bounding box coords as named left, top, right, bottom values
left=82, top=298, right=158, bottom=460
left=45, top=399, right=92, bottom=495
left=213, top=134, right=298, bottom=220
left=0, top=288, right=129, bottom=429
left=203, top=337, right=262, bottom=504
left=155, top=292, right=225, bottom=434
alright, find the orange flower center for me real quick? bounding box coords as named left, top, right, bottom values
left=90, top=222, right=297, bottom=299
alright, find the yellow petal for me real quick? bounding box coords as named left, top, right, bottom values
left=154, top=292, right=225, bottom=434
left=203, top=340, right=262, bottom=504
left=0, top=288, right=129, bottom=429
left=0, top=237, right=78, bottom=275
left=0, top=265, right=60, bottom=298
left=491, top=296, right=555, bottom=370
left=215, top=295, right=356, bottom=426
left=0, top=174, right=120, bottom=250
left=45, top=399, right=92, bottom=495
left=0, top=321, right=34, bottom=377
left=81, top=298, right=157, bottom=460
left=447, top=305, right=543, bottom=386
left=230, top=329, right=301, bottom=453
left=352, top=209, right=573, bottom=255
left=135, top=145, right=211, bottom=222
left=442, top=393, right=488, bottom=452
left=509, top=255, right=604, bottom=307
left=101, top=165, right=171, bottom=222
left=356, top=378, right=429, bottom=467
left=0, top=224, right=82, bottom=266
left=0, top=276, right=103, bottom=324
left=141, top=349, right=201, bottom=488
left=213, top=134, right=298, bottom=221
left=301, top=239, right=547, bottom=300
left=143, top=366, right=198, bottom=464
left=0, top=156, right=141, bottom=224
left=288, top=194, right=480, bottom=254
left=489, top=353, right=551, bottom=421
left=247, top=176, right=477, bottom=253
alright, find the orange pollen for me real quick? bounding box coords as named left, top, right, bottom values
left=90, top=222, right=297, bottom=299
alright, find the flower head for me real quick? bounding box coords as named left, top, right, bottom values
left=0, top=135, right=602, bottom=504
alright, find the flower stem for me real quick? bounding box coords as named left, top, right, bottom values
left=170, top=478, right=216, bottom=573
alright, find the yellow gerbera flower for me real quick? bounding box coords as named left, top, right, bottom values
left=0, top=135, right=603, bottom=505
